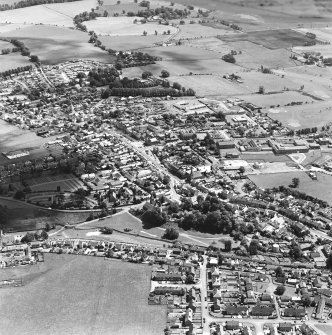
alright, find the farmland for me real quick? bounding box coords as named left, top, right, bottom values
left=0, top=254, right=166, bottom=335
left=85, top=17, right=177, bottom=36
left=1, top=26, right=113, bottom=64
left=0, top=52, right=31, bottom=71
left=249, top=171, right=332, bottom=205
left=219, top=29, right=315, bottom=50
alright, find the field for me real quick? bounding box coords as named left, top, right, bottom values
left=219, top=29, right=316, bottom=49
left=85, top=17, right=177, bottom=36
left=99, top=34, right=168, bottom=50
left=240, top=152, right=294, bottom=163
left=0, top=198, right=91, bottom=232
left=0, top=254, right=166, bottom=335
left=1, top=26, right=114, bottom=64
left=239, top=91, right=316, bottom=108
left=267, top=101, right=332, bottom=129
left=0, top=0, right=96, bottom=27
left=176, top=22, right=232, bottom=40
left=249, top=171, right=332, bottom=205
left=0, top=120, right=59, bottom=164
left=0, top=52, right=31, bottom=71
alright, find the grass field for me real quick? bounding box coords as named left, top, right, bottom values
left=0, top=254, right=166, bottom=335
left=85, top=17, right=177, bottom=36
left=267, top=100, right=332, bottom=129
left=249, top=171, right=332, bottom=204
left=1, top=26, right=114, bottom=65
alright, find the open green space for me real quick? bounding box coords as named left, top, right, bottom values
left=1, top=26, right=114, bottom=65
left=0, top=254, right=166, bottom=335
left=315, top=324, right=332, bottom=335
left=249, top=171, right=332, bottom=205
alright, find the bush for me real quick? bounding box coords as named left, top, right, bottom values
left=100, top=227, right=113, bottom=234
left=222, top=53, right=236, bottom=63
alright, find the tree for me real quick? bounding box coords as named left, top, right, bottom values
left=239, top=166, right=245, bottom=176
left=275, top=285, right=286, bottom=296
left=301, top=295, right=312, bottom=307
left=222, top=53, right=236, bottom=63
left=249, top=239, right=259, bottom=255
left=142, top=71, right=153, bottom=79
left=21, top=232, right=34, bottom=243
left=185, top=274, right=195, bottom=284
left=275, top=266, right=284, bottom=278
left=224, top=240, right=232, bottom=252
left=0, top=205, right=8, bottom=229
left=181, top=197, right=193, bottom=211
left=141, top=207, right=166, bottom=227
left=290, top=245, right=302, bottom=259
left=14, top=190, right=25, bottom=200
left=40, top=230, right=48, bottom=240
left=100, top=226, right=113, bottom=234
left=292, top=177, right=300, bottom=188
left=326, top=252, right=332, bottom=270
left=30, top=55, right=39, bottom=63
left=163, top=227, right=179, bottom=240
left=168, top=201, right=180, bottom=214
left=161, top=70, right=170, bottom=78
left=258, top=85, right=265, bottom=94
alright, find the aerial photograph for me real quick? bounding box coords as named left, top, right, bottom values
left=1, top=0, right=332, bottom=334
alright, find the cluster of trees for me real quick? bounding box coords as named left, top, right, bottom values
left=128, top=6, right=190, bottom=20
left=102, top=86, right=195, bottom=98
left=83, top=66, right=119, bottom=87
left=141, top=204, right=167, bottom=228
left=9, top=39, right=30, bottom=56
left=74, top=10, right=101, bottom=31
left=179, top=195, right=235, bottom=234
left=260, top=66, right=272, bottom=74
left=0, top=0, right=79, bottom=11
left=296, top=127, right=318, bottom=135
left=0, top=65, right=33, bottom=78
left=222, top=53, right=236, bottom=64
left=21, top=230, right=48, bottom=243
left=115, top=51, right=161, bottom=69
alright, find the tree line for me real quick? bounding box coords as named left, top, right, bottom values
left=0, top=65, right=33, bottom=78
left=0, top=0, right=80, bottom=11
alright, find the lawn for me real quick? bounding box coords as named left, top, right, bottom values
left=1, top=26, right=114, bottom=65
left=249, top=171, right=332, bottom=205
left=315, top=324, right=332, bottom=335
left=0, top=254, right=166, bottom=335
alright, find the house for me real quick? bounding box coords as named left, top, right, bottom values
left=225, top=321, right=240, bottom=330
left=184, top=307, right=193, bottom=326
left=278, top=323, right=292, bottom=332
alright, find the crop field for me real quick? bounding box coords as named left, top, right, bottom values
left=249, top=171, right=332, bottom=204
left=267, top=100, right=332, bottom=129
left=0, top=254, right=166, bottom=335
left=219, top=29, right=314, bottom=49
left=1, top=26, right=114, bottom=64
left=297, top=27, right=332, bottom=44
left=99, top=34, right=167, bottom=50
left=85, top=17, right=177, bottom=36
left=240, top=152, right=294, bottom=163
